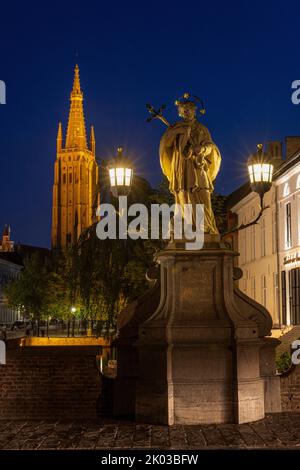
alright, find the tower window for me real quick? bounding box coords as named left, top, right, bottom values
left=63, top=174, right=66, bottom=184
left=69, top=173, right=72, bottom=183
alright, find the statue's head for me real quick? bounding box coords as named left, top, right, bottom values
left=177, top=101, right=197, bottom=121
left=175, top=93, right=205, bottom=121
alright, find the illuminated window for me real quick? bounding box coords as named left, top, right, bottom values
left=250, top=277, right=256, bottom=300
left=286, top=202, right=292, bottom=248
left=283, top=183, right=290, bottom=197
left=261, top=217, right=266, bottom=257
left=273, top=272, right=279, bottom=321
left=251, top=225, right=256, bottom=260
left=272, top=210, right=276, bottom=254
left=261, top=275, right=267, bottom=307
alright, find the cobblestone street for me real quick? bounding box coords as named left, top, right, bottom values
left=1, top=413, right=300, bottom=450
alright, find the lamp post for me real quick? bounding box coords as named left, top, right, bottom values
left=247, top=143, right=273, bottom=209
left=108, top=147, right=133, bottom=198
left=225, top=144, right=274, bottom=235
left=70, top=306, right=76, bottom=338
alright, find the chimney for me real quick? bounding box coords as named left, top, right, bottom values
left=266, top=141, right=283, bottom=169
left=285, top=136, right=300, bottom=160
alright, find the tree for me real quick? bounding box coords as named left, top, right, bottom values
left=5, top=253, right=51, bottom=334
left=211, top=193, right=228, bottom=234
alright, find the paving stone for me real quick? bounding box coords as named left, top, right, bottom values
left=236, top=423, right=266, bottom=447
left=2, top=413, right=300, bottom=449
left=151, top=425, right=170, bottom=448
left=217, top=424, right=246, bottom=447
left=133, top=424, right=151, bottom=448
left=184, top=426, right=206, bottom=448
left=200, top=425, right=227, bottom=447
left=95, top=425, right=117, bottom=449
left=248, top=420, right=282, bottom=446
left=114, top=424, right=135, bottom=448
left=169, top=425, right=188, bottom=449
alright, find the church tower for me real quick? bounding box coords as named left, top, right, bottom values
left=51, top=65, right=99, bottom=249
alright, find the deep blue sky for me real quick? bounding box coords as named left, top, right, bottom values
left=1, top=1, right=300, bottom=248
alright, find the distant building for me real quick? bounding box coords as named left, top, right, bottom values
left=0, top=225, right=50, bottom=324
left=0, top=225, right=14, bottom=252
left=51, top=65, right=99, bottom=249
left=228, top=138, right=300, bottom=327
left=0, top=254, right=22, bottom=325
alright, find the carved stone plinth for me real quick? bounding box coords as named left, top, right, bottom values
left=115, top=238, right=281, bottom=424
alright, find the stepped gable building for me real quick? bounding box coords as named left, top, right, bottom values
left=51, top=65, right=99, bottom=249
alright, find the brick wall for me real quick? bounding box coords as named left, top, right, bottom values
left=280, top=366, right=300, bottom=410
left=0, top=343, right=102, bottom=419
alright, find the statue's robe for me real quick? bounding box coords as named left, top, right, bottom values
left=159, top=119, right=221, bottom=234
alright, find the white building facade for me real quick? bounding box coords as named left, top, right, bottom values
left=229, top=140, right=300, bottom=327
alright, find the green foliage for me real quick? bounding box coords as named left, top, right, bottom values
left=211, top=193, right=228, bottom=234
left=5, top=253, right=52, bottom=321
left=276, top=351, right=292, bottom=374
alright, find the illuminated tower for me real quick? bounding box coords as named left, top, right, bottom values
left=0, top=225, right=14, bottom=252
left=51, top=65, right=98, bottom=249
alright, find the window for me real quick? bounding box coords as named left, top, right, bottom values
left=251, top=224, right=256, bottom=261
left=63, top=174, right=66, bottom=184
left=281, top=271, right=287, bottom=325
left=283, top=183, right=290, bottom=197
left=261, top=275, right=267, bottom=307
left=69, top=173, right=72, bottom=184
left=285, top=202, right=292, bottom=248
left=298, top=196, right=300, bottom=244
left=261, top=217, right=266, bottom=257
left=273, top=272, right=279, bottom=322
left=272, top=210, right=276, bottom=254
left=289, top=268, right=300, bottom=325
left=250, top=277, right=256, bottom=300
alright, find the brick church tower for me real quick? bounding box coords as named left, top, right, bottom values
left=51, top=65, right=98, bottom=249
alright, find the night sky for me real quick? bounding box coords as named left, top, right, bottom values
left=1, top=1, right=300, bottom=248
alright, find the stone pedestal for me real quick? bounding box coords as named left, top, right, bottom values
left=115, top=237, right=281, bottom=424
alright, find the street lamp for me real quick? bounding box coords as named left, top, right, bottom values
left=70, top=307, right=76, bottom=337
left=247, top=143, right=273, bottom=207
left=108, top=147, right=133, bottom=198
left=224, top=144, right=274, bottom=236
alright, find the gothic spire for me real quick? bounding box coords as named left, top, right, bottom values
left=65, top=65, right=87, bottom=149
left=57, top=122, right=63, bottom=152
left=90, top=125, right=96, bottom=155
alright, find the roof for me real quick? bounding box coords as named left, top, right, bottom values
left=0, top=252, right=23, bottom=266
left=273, top=150, right=300, bottom=180
left=0, top=245, right=50, bottom=267
left=14, top=244, right=50, bottom=258
left=226, top=181, right=251, bottom=210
